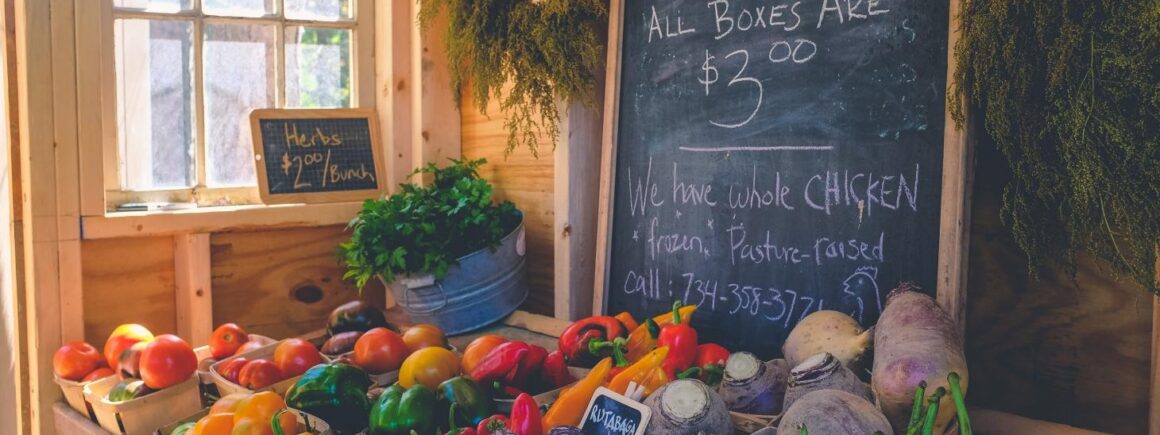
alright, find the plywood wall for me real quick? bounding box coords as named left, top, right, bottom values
left=211, top=225, right=385, bottom=339
left=965, top=141, right=1151, bottom=434
left=461, top=86, right=556, bottom=316
left=81, top=236, right=177, bottom=342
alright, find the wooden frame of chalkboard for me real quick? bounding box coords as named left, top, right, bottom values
left=249, top=108, right=388, bottom=205
left=593, top=0, right=974, bottom=350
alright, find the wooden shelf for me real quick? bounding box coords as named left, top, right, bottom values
left=81, top=202, right=363, bottom=239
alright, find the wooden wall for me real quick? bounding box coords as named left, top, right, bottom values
left=964, top=139, right=1151, bottom=434
left=80, top=226, right=384, bottom=344
left=460, top=86, right=556, bottom=316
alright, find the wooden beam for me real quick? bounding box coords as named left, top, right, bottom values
left=81, top=202, right=363, bottom=239
left=414, top=8, right=459, bottom=171
left=553, top=95, right=603, bottom=321
left=51, top=0, right=83, bottom=344
left=591, top=0, right=625, bottom=316
left=1150, top=245, right=1159, bottom=435
left=174, top=233, right=212, bottom=347
left=73, top=0, right=106, bottom=217
left=935, top=0, right=975, bottom=338
left=378, top=0, right=414, bottom=191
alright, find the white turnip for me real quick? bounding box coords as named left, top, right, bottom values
left=872, top=283, right=968, bottom=434
left=782, top=310, right=873, bottom=371
left=776, top=389, right=891, bottom=435
left=644, top=379, right=733, bottom=435
left=783, top=352, right=873, bottom=411
left=716, top=352, right=788, bottom=415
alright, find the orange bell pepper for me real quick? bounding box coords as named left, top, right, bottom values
left=613, top=312, right=639, bottom=332
left=607, top=346, right=669, bottom=398
left=232, top=391, right=285, bottom=435
left=625, top=305, right=696, bottom=362
left=542, top=357, right=612, bottom=428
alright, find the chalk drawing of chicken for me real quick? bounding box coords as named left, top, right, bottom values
left=841, top=266, right=880, bottom=324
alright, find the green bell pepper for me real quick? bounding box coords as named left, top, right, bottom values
left=369, top=384, right=438, bottom=435
left=439, top=376, right=495, bottom=428
left=284, top=362, right=372, bottom=434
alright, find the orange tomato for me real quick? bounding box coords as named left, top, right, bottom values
left=139, top=334, right=198, bottom=389
left=460, top=335, right=507, bottom=374
left=193, top=412, right=234, bottom=435
left=103, top=324, right=154, bottom=370
left=81, top=367, right=115, bottom=382
left=353, top=327, right=410, bottom=374
left=209, top=323, right=250, bottom=359
left=234, top=341, right=266, bottom=356
left=210, top=393, right=251, bottom=415
left=232, top=391, right=284, bottom=435
left=53, top=341, right=105, bottom=381
left=401, top=324, right=447, bottom=352
left=398, top=346, right=460, bottom=390
left=237, top=359, right=283, bottom=390
left=273, top=339, right=323, bottom=378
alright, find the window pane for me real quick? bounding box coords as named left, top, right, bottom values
left=203, top=0, right=274, bottom=17
left=285, top=0, right=351, bottom=20
left=203, top=23, right=276, bottom=186
left=115, top=19, right=195, bottom=190
left=113, top=0, right=192, bottom=12
left=286, top=27, right=352, bottom=108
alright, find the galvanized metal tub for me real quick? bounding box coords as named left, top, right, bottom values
left=381, top=212, right=528, bottom=335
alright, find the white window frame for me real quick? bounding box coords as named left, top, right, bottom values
left=104, top=0, right=376, bottom=209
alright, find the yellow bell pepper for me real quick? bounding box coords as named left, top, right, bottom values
left=398, top=346, right=460, bottom=390
left=607, top=346, right=669, bottom=398
left=542, top=357, right=612, bottom=428
left=625, top=305, right=696, bottom=362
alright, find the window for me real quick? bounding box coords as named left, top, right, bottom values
left=110, top=0, right=372, bottom=207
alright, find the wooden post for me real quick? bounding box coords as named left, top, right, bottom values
left=1150, top=245, right=1159, bottom=435
left=553, top=94, right=604, bottom=321
left=174, top=234, right=213, bottom=347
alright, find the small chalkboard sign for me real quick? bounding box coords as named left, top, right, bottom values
left=249, top=108, right=386, bottom=204
left=579, top=387, right=650, bottom=435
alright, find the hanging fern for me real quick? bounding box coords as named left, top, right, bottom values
left=951, top=0, right=1160, bottom=292
left=419, top=0, right=607, bottom=157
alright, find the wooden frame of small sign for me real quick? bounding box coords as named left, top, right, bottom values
left=592, top=0, right=974, bottom=336
left=249, top=108, right=387, bottom=205
left=579, top=387, right=651, bottom=435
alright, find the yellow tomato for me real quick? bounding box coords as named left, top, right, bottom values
left=209, top=393, right=251, bottom=415
left=398, top=346, right=460, bottom=390
left=193, top=413, right=234, bottom=435
left=232, top=391, right=284, bottom=430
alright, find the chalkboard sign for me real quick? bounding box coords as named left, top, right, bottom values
left=250, top=108, right=386, bottom=204
left=580, top=388, right=651, bottom=435
left=596, top=0, right=966, bottom=358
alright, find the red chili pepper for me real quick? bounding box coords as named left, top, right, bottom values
left=677, top=343, right=730, bottom=386
left=471, top=341, right=531, bottom=385
left=511, top=344, right=548, bottom=389
left=539, top=350, right=575, bottom=390
left=657, top=301, right=699, bottom=379
left=558, top=316, right=627, bottom=367
left=508, top=393, right=543, bottom=435
left=476, top=415, right=510, bottom=435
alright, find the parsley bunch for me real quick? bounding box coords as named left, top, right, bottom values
left=340, top=159, right=519, bottom=289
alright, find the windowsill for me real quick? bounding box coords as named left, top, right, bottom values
left=81, top=201, right=363, bottom=239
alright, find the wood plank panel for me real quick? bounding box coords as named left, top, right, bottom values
left=461, top=86, right=555, bottom=316
left=965, top=142, right=1151, bottom=435
left=81, top=236, right=177, bottom=343
left=210, top=225, right=385, bottom=339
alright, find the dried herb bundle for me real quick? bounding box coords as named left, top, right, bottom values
left=419, top=0, right=607, bottom=157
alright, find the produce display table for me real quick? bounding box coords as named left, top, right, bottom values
left=50, top=310, right=1109, bottom=435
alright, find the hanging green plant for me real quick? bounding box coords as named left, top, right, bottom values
left=951, top=1, right=1159, bottom=292
left=419, top=0, right=607, bottom=157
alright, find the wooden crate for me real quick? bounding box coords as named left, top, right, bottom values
left=53, top=374, right=108, bottom=422
left=84, top=374, right=202, bottom=435
left=730, top=411, right=779, bottom=434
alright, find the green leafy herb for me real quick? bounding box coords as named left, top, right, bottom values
left=418, top=0, right=607, bottom=157
left=952, top=1, right=1159, bottom=293
left=340, top=159, right=519, bottom=289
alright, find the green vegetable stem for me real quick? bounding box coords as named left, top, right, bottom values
left=920, top=387, right=947, bottom=435
left=905, top=381, right=928, bottom=435
left=948, top=372, right=972, bottom=435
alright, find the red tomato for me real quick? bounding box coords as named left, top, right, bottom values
left=117, top=341, right=149, bottom=380
left=81, top=367, right=116, bottom=382
left=139, top=334, right=198, bottom=389
left=237, top=359, right=283, bottom=390
left=216, top=357, right=249, bottom=383
left=353, top=327, right=410, bottom=374
left=234, top=340, right=266, bottom=356
left=209, top=323, right=250, bottom=359
left=53, top=341, right=105, bottom=381
left=273, top=339, right=323, bottom=378
left=103, top=324, right=154, bottom=370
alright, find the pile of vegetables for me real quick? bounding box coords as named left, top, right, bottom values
left=54, top=323, right=200, bottom=403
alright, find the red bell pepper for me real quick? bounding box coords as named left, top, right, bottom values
left=471, top=341, right=531, bottom=385
left=678, top=343, right=730, bottom=386
left=657, top=301, right=699, bottom=379
left=509, top=393, right=543, bottom=435
left=558, top=316, right=627, bottom=367
left=510, top=344, right=548, bottom=389
left=540, top=350, right=575, bottom=390
left=476, top=415, right=510, bottom=435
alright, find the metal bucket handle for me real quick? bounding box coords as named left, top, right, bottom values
left=402, top=281, right=449, bottom=315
